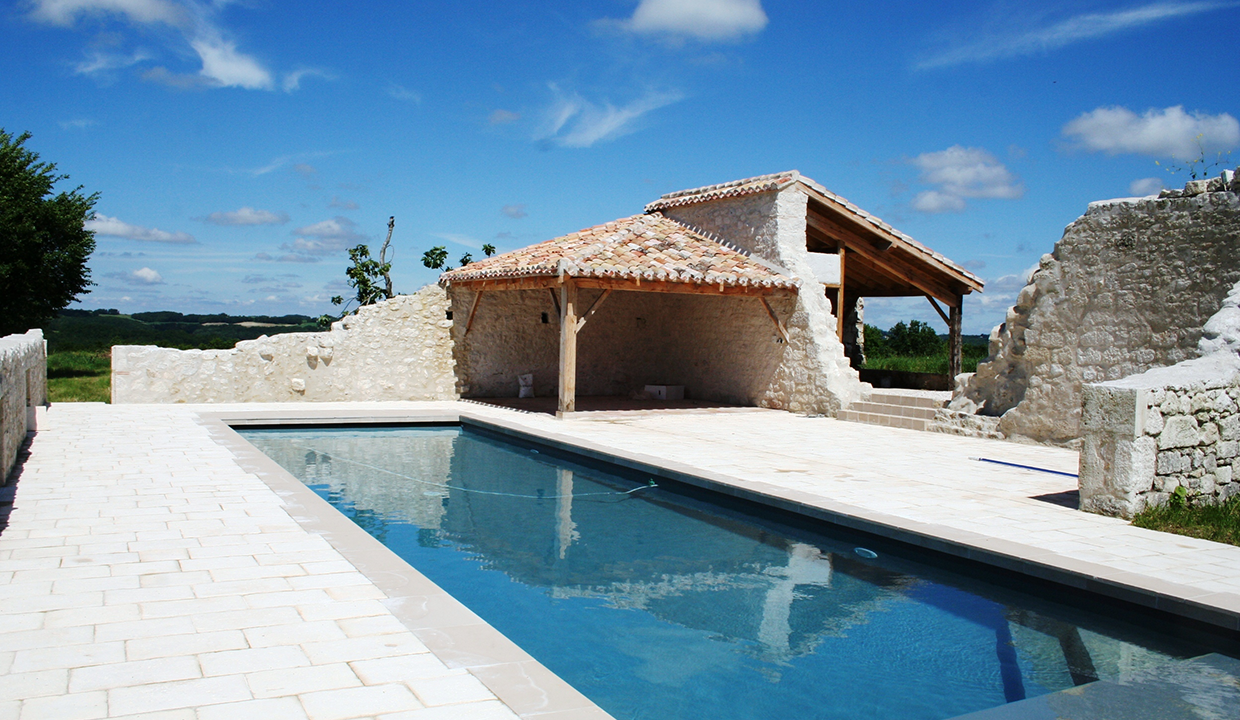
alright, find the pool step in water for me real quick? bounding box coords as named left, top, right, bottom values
left=948, top=653, right=1240, bottom=720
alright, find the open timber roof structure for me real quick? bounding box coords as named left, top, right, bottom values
left=647, top=170, right=984, bottom=305
left=439, top=212, right=798, bottom=297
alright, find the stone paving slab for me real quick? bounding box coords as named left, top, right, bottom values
left=4, top=400, right=1240, bottom=719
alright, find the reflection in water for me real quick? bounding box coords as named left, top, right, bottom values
left=243, top=427, right=1218, bottom=720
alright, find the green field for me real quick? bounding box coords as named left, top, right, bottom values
left=44, top=310, right=320, bottom=404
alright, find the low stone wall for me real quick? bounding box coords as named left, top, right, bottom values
left=2, top=330, right=47, bottom=481
left=1080, top=279, right=1240, bottom=517
left=112, top=286, right=457, bottom=403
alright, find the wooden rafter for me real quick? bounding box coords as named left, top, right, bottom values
left=449, top=275, right=796, bottom=298
left=759, top=297, right=789, bottom=343
left=926, top=295, right=950, bottom=325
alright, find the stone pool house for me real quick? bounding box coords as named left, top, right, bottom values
left=439, top=172, right=983, bottom=415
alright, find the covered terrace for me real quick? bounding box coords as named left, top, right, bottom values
left=439, top=213, right=799, bottom=415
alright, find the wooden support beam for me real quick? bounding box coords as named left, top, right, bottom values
left=836, top=249, right=847, bottom=341
left=759, top=297, right=789, bottom=343
left=557, top=278, right=578, bottom=416
left=926, top=295, right=950, bottom=325
left=576, top=288, right=612, bottom=332
left=463, top=289, right=483, bottom=336
left=949, top=299, right=963, bottom=381
left=548, top=287, right=561, bottom=317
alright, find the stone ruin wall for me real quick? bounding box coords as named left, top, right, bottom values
left=111, top=285, right=456, bottom=403
left=450, top=286, right=796, bottom=407
left=1079, top=278, right=1240, bottom=517
left=660, top=187, right=864, bottom=413
left=1, top=329, right=47, bottom=481
left=950, top=172, right=1240, bottom=446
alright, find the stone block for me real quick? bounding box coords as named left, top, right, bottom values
left=1201, top=421, right=1221, bottom=446
left=1184, top=179, right=1210, bottom=196
left=1081, top=384, right=1146, bottom=437
left=1218, top=440, right=1237, bottom=459
left=1145, top=406, right=1164, bottom=435
left=1221, top=415, right=1240, bottom=441
left=1216, top=465, right=1233, bottom=487
left=1157, top=450, right=1187, bottom=474
left=1159, top=415, right=1202, bottom=449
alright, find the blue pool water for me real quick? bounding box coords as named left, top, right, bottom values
left=240, top=425, right=1226, bottom=720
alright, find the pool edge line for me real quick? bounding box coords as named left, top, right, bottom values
left=197, top=410, right=615, bottom=720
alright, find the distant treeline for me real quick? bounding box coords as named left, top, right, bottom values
left=47, top=310, right=320, bottom=353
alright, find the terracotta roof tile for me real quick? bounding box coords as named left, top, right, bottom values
left=439, top=213, right=798, bottom=290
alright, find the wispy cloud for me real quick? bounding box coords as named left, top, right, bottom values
left=489, top=109, right=520, bottom=125
left=283, top=68, right=332, bottom=92
left=501, top=204, right=527, bottom=219
left=86, top=213, right=197, bottom=243
left=255, top=252, right=320, bottom=264
left=908, top=146, right=1024, bottom=214
left=329, top=196, right=359, bottom=211
left=431, top=233, right=480, bottom=249
left=106, top=267, right=166, bottom=285
left=1061, top=105, right=1240, bottom=158
left=201, top=207, right=289, bottom=226
left=917, top=2, right=1235, bottom=69
left=27, top=0, right=293, bottom=91
left=386, top=83, right=421, bottom=103
left=536, top=85, right=683, bottom=148
left=601, top=0, right=769, bottom=42
left=59, top=118, right=95, bottom=130
left=1129, top=177, right=1165, bottom=196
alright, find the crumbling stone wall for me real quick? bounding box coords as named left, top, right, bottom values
left=112, top=285, right=456, bottom=403
left=1080, top=278, right=1240, bottom=517
left=1, top=329, right=46, bottom=481
left=952, top=172, right=1240, bottom=445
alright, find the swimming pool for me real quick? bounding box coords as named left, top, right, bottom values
left=240, top=424, right=1230, bottom=720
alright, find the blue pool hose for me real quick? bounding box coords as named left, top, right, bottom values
left=971, top=457, right=1078, bottom=478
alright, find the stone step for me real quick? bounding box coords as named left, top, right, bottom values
left=837, top=409, right=931, bottom=431
left=846, top=401, right=938, bottom=420
left=866, top=391, right=950, bottom=409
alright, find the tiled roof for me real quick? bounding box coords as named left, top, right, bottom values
left=646, top=171, right=983, bottom=291
left=438, top=213, right=798, bottom=291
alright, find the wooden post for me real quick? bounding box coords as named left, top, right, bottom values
left=558, top=278, right=578, bottom=416
left=836, top=250, right=847, bottom=341
left=949, top=298, right=963, bottom=381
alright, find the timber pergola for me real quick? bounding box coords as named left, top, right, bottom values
left=649, top=171, right=985, bottom=377
left=439, top=213, right=799, bottom=415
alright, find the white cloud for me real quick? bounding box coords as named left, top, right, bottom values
left=908, top=146, right=1024, bottom=213
left=59, top=118, right=95, bottom=129
left=191, top=34, right=272, bottom=90
left=283, top=68, right=332, bottom=93
left=106, top=266, right=165, bottom=285
left=29, top=0, right=185, bottom=26
left=1061, top=105, right=1240, bottom=158
left=86, top=213, right=197, bottom=243
left=74, top=48, right=152, bottom=76
left=918, top=2, right=1236, bottom=69
left=28, top=0, right=279, bottom=91
left=614, top=0, right=768, bottom=41
left=202, top=207, right=288, bottom=226
left=501, top=204, right=527, bottom=219
left=329, top=197, right=359, bottom=211
left=282, top=216, right=365, bottom=255
left=1129, top=177, right=1165, bottom=196
left=536, top=86, right=683, bottom=148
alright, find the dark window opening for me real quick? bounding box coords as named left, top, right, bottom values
left=446, top=310, right=453, bottom=320
left=541, top=312, right=549, bottom=324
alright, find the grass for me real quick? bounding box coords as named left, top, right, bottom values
left=863, top=347, right=987, bottom=375
left=47, top=350, right=111, bottom=403
left=1132, top=495, right=1240, bottom=547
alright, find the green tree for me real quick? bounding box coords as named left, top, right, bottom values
left=421, top=245, right=449, bottom=270
left=886, top=320, right=943, bottom=356
left=482, top=243, right=496, bottom=257
left=328, top=244, right=391, bottom=314
left=0, top=130, right=97, bottom=336
left=863, top=324, right=889, bottom=356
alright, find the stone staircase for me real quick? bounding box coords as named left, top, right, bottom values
left=838, top=389, right=951, bottom=431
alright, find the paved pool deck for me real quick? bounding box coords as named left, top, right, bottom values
left=3, top=400, right=1239, bottom=719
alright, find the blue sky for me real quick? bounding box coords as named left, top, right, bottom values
left=4, top=0, right=1238, bottom=334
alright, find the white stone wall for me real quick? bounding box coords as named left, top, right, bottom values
left=664, top=188, right=864, bottom=414
left=1, top=329, right=46, bottom=481
left=953, top=172, right=1240, bottom=446
left=112, top=286, right=457, bottom=403
left=1080, top=278, right=1240, bottom=517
